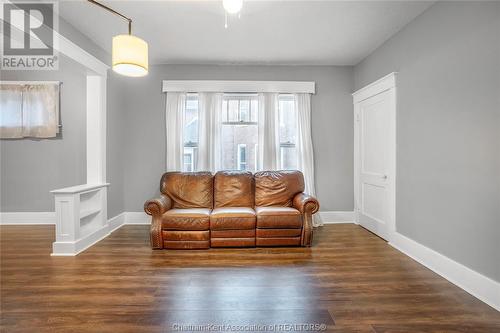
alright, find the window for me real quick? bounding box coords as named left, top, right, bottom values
left=0, top=83, right=60, bottom=139
left=180, top=93, right=298, bottom=172
left=278, top=95, right=298, bottom=170
left=183, top=149, right=194, bottom=172
left=221, top=94, right=259, bottom=172
left=237, top=144, right=247, bottom=170
left=183, top=94, right=199, bottom=171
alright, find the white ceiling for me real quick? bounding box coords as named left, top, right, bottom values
left=59, top=0, right=434, bottom=66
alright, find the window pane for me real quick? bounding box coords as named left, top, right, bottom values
left=280, top=146, right=297, bottom=170
left=250, top=100, right=258, bottom=122
left=184, top=96, right=198, bottom=144
left=279, top=96, right=297, bottom=144
left=222, top=100, right=228, bottom=122
left=183, top=147, right=197, bottom=172
left=228, top=100, right=238, bottom=122
left=221, top=124, right=258, bottom=172
left=239, top=100, right=250, bottom=122
left=0, top=89, right=23, bottom=127
left=238, top=144, right=247, bottom=170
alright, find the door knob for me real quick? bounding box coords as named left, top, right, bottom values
left=382, top=175, right=388, bottom=180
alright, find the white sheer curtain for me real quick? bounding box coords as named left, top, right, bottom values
left=295, top=93, right=322, bottom=226
left=165, top=92, right=186, bottom=171
left=0, top=83, right=59, bottom=139
left=257, top=93, right=279, bottom=170
left=197, top=92, right=223, bottom=172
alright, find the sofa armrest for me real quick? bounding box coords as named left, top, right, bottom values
left=144, top=194, right=172, bottom=249
left=144, top=194, right=172, bottom=217
left=293, top=193, right=320, bottom=215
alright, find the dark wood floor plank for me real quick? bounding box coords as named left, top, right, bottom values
left=1, top=224, right=499, bottom=333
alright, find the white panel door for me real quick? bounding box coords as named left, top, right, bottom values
left=356, top=89, right=394, bottom=240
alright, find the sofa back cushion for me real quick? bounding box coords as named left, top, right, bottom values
left=254, top=170, right=304, bottom=207
left=214, top=171, right=254, bottom=208
left=160, top=172, right=213, bottom=209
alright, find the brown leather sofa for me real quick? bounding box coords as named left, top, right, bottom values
left=144, top=170, right=319, bottom=249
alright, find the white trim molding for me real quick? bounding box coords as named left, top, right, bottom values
left=319, top=211, right=355, bottom=224
left=390, top=232, right=500, bottom=312
left=352, top=72, right=397, bottom=103
left=352, top=72, right=397, bottom=242
left=0, top=212, right=55, bottom=225
left=125, top=212, right=150, bottom=225
left=162, top=80, right=316, bottom=94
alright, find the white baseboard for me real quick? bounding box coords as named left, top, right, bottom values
left=319, top=211, right=355, bottom=224
left=125, top=211, right=150, bottom=225
left=108, top=212, right=126, bottom=232
left=0, top=212, right=55, bottom=225
left=52, top=223, right=112, bottom=256
left=390, top=232, right=500, bottom=312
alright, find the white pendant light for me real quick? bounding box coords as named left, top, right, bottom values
left=223, top=0, right=243, bottom=14
left=112, top=34, right=148, bottom=77
left=88, top=0, right=148, bottom=77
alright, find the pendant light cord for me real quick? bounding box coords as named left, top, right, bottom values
left=87, top=0, right=132, bottom=34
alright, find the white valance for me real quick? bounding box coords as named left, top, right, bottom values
left=162, top=80, right=315, bottom=94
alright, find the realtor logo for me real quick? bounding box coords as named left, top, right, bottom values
left=1, top=0, right=59, bottom=70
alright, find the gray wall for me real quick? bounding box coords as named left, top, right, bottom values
left=0, top=56, right=87, bottom=211
left=0, top=15, right=116, bottom=213
left=120, top=65, right=354, bottom=212
left=354, top=1, right=500, bottom=281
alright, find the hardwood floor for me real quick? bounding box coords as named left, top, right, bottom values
left=1, top=224, right=499, bottom=333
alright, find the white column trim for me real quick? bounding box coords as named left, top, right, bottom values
left=86, top=75, right=107, bottom=184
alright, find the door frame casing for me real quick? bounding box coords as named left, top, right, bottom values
left=352, top=72, right=397, bottom=242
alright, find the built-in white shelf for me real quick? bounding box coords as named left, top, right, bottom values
left=51, top=183, right=110, bottom=256
left=79, top=207, right=101, bottom=220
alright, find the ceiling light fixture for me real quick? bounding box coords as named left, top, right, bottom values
left=87, top=0, right=148, bottom=77
left=223, top=0, right=243, bottom=14
left=222, top=0, right=243, bottom=28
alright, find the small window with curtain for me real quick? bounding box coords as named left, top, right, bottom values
left=0, top=82, right=60, bottom=139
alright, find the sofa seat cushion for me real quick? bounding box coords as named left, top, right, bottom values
left=256, top=206, right=302, bottom=229
left=210, top=207, right=256, bottom=230
left=162, top=208, right=211, bottom=230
